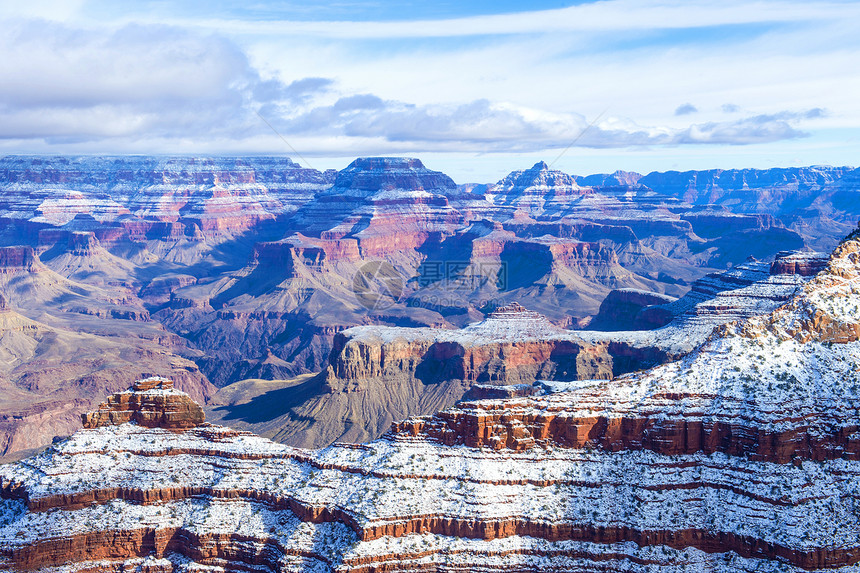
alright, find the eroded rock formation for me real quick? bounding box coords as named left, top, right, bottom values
left=589, top=288, right=677, bottom=330
left=3, top=232, right=860, bottom=571
left=81, top=377, right=205, bottom=430
left=1, top=155, right=858, bottom=464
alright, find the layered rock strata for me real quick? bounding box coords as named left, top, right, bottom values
left=326, top=302, right=615, bottom=390
left=0, top=155, right=335, bottom=242
left=588, top=288, right=677, bottom=330
left=324, top=250, right=823, bottom=400
left=578, top=249, right=827, bottom=356
left=2, top=234, right=860, bottom=571
left=81, top=377, right=205, bottom=430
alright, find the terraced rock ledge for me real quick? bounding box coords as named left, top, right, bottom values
left=2, top=235, right=860, bottom=571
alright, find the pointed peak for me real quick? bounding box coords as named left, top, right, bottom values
left=531, top=161, right=550, bottom=171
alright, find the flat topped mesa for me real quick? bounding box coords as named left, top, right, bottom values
left=769, top=250, right=829, bottom=276
left=463, top=302, right=564, bottom=341
left=132, top=376, right=174, bottom=392
left=487, top=302, right=545, bottom=320
left=81, top=376, right=204, bottom=430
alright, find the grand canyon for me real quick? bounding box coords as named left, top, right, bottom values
left=1, top=154, right=859, bottom=572
left=4, top=0, right=860, bottom=569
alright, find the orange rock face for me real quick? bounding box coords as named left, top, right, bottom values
left=81, top=378, right=205, bottom=430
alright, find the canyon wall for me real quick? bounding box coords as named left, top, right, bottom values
left=3, top=233, right=860, bottom=571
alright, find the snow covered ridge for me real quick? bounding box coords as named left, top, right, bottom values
left=577, top=255, right=819, bottom=355
left=0, top=155, right=335, bottom=230
left=6, top=421, right=860, bottom=571
left=339, top=252, right=818, bottom=361
left=2, top=237, right=860, bottom=571
left=343, top=302, right=570, bottom=345
left=399, top=236, right=860, bottom=456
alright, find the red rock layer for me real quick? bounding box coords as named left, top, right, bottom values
left=770, top=251, right=829, bottom=276
left=253, top=235, right=362, bottom=270
left=81, top=378, right=205, bottom=430
left=391, top=399, right=860, bottom=463
left=324, top=332, right=615, bottom=392
left=5, top=485, right=860, bottom=571
left=1, top=528, right=332, bottom=573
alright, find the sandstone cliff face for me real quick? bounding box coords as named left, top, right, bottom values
left=325, top=303, right=616, bottom=392
left=3, top=235, right=860, bottom=572
left=199, top=303, right=620, bottom=449
left=0, top=156, right=334, bottom=241
left=0, top=246, right=39, bottom=273
left=769, top=250, right=830, bottom=276
left=81, top=377, right=204, bottom=430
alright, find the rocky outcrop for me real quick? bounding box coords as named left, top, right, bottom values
left=81, top=378, right=205, bottom=430
left=325, top=302, right=615, bottom=390
left=0, top=246, right=40, bottom=273
left=680, top=211, right=781, bottom=239
left=290, top=157, right=462, bottom=247
left=3, top=234, right=860, bottom=571
left=770, top=250, right=829, bottom=276
left=483, top=161, right=589, bottom=218
left=589, top=288, right=677, bottom=331
left=253, top=234, right=362, bottom=270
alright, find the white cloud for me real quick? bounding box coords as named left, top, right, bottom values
left=675, top=104, right=698, bottom=116
left=0, top=0, right=856, bottom=179
left=178, top=0, right=860, bottom=39
left=0, top=19, right=333, bottom=143
left=264, top=96, right=821, bottom=152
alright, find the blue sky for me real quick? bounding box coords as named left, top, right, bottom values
left=0, top=0, right=858, bottom=182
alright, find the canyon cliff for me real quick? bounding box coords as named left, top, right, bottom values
left=0, top=155, right=857, bottom=461
left=2, top=230, right=860, bottom=571
left=205, top=249, right=823, bottom=449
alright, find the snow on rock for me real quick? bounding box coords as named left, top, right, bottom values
left=3, top=235, right=860, bottom=571
left=578, top=252, right=822, bottom=355
left=81, top=377, right=205, bottom=430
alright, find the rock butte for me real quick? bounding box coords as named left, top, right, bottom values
left=81, top=377, right=205, bottom=430
left=1, top=155, right=859, bottom=461
left=2, top=233, right=860, bottom=571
